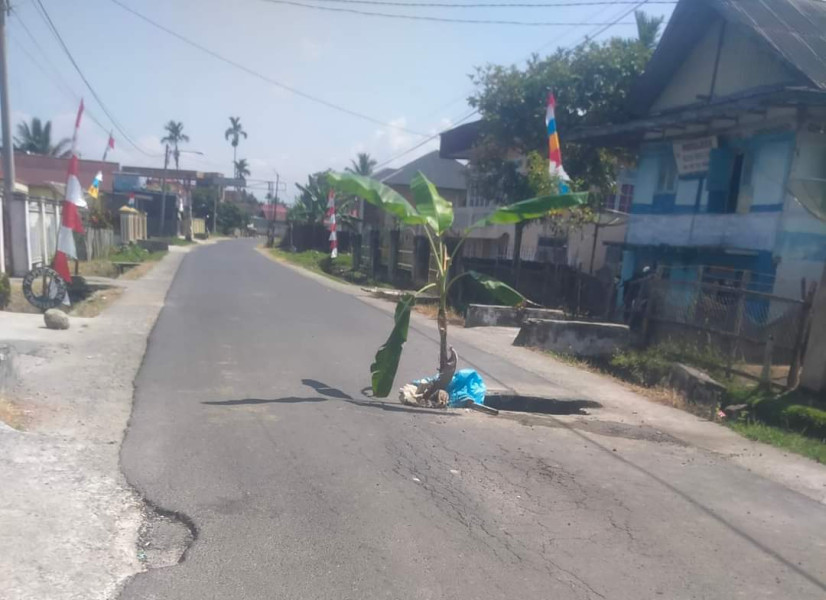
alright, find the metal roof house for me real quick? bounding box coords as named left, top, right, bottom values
left=569, top=0, right=826, bottom=299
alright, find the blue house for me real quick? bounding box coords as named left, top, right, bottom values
left=570, top=0, right=826, bottom=299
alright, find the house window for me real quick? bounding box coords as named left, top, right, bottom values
left=657, top=155, right=677, bottom=193
left=618, top=184, right=634, bottom=213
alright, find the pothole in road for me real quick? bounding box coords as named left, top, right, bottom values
left=484, top=393, right=602, bottom=415
left=137, top=503, right=197, bottom=569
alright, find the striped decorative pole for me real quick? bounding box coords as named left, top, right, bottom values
left=327, top=188, right=338, bottom=259
left=545, top=92, right=572, bottom=194
left=53, top=100, right=87, bottom=286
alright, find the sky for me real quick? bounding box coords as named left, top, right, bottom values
left=7, top=0, right=675, bottom=202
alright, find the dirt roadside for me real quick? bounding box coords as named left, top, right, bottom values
left=0, top=246, right=190, bottom=600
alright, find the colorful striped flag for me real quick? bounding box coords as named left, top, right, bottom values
left=326, top=189, right=338, bottom=259
left=53, top=100, right=87, bottom=287
left=87, top=171, right=102, bottom=199
left=545, top=92, right=571, bottom=194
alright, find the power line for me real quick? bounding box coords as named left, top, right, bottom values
left=260, top=0, right=638, bottom=25
left=107, top=0, right=429, bottom=137
left=306, top=0, right=674, bottom=7
left=31, top=0, right=160, bottom=157
left=369, top=0, right=655, bottom=169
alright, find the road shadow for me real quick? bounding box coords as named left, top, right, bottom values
left=203, top=397, right=328, bottom=406
left=302, top=378, right=353, bottom=399
left=484, top=394, right=602, bottom=415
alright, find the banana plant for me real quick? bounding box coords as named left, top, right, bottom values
left=327, top=171, right=587, bottom=399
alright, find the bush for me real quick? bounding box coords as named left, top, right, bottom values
left=731, top=389, right=826, bottom=441
left=608, top=346, right=672, bottom=386
left=0, top=272, right=10, bottom=310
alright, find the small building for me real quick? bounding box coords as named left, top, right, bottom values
left=0, top=153, right=119, bottom=275
left=569, top=0, right=826, bottom=299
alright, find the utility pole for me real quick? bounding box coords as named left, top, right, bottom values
left=159, top=144, right=170, bottom=237
left=0, top=0, right=15, bottom=273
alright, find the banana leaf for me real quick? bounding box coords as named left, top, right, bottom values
left=371, top=293, right=415, bottom=397
left=466, top=270, right=526, bottom=306
left=470, top=192, right=589, bottom=229
left=410, top=171, right=454, bottom=234
left=328, top=172, right=425, bottom=226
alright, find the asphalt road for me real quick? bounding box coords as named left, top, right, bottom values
left=120, top=240, right=826, bottom=600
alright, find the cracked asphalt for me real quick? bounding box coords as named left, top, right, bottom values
left=120, top=240, right=826, bottom=599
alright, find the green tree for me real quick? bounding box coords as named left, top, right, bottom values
left=468, top=34, right=652, bottom=195
left=346, top=152, right=377, bottom=176
left=290, top=172, right=331, bottom=225
left=14, top=117, right=71, bottom=157
left=234, top=158, right=251, bottom=180
left=635, top=10, right=664, bottom=51
left=224, top=116, right=247, bottom=177
left=161, top=120, right=190, bottom=172
left=217, top=202, right=248, bottom=234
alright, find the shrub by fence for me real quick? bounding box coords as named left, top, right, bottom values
left=283, top=223, right=352, bottom=254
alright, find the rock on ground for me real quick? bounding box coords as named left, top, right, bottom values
left=43, top=308, right=70, bottom=330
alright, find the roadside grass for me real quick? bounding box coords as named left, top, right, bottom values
left=542, top=344, right=826, bottom=463
left=267, top=247, right=389, bottom=287
left=728, top=421, right=826, bottom=464
left=158, top=237, right=194, bottom=246
left=70, top=287, right=124, bottom=317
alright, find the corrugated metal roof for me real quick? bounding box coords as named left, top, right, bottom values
left=379, top=150, right=467, bottom=190
left=631, top=0, right=826, bottom=114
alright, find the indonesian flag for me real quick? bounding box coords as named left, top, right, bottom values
left=53, top=100, right=86, bottom=286
left=545, top=93, right=571, bottom=194
left=326, top=189, right=338, bottom=259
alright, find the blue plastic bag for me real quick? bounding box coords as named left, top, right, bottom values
left=413, top=369, right=487, bottom=408
left=446, top=369, right=487, bottom=408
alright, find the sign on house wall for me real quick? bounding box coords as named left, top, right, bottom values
left=673, top=136, right=717, bottom=175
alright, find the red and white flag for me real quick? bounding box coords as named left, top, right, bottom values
left=53, top=100, right=86, bottom=287
left=326, top=189, right=338, bottom=259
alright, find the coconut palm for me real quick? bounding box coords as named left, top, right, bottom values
left=224, top=116, right=247, bottom=176
left=346, top=152, right=377, bottom=176
left=635, top=10, right=664, bottom=51
left=14, top=117, right=71, bottom=157
left=161, top=120, right=190, bottom=171
left=234, top=158, right=251, bottom=180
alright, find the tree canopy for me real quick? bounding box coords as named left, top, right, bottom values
left=15, top=118, right=71, bottom=157
left=346, top=152, right=377, bottom=176
left=468, top=30, right=654, bottom=197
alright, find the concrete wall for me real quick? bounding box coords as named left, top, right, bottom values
left=513, top=319, right=630, bottom=357
left=464, top=305, right=565, bottom=328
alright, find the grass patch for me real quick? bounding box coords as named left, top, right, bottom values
left=268, top=248, right=384, bottom=287
left=70, top=287, right=124, bottom=317
left=109, top=244, right=166, bottom=263
left=728, top=421, right=826, bottom=464
left=159, top=237, right=194, bottom=246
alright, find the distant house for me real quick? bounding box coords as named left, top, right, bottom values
left=569, top=0, right=826, bottom=299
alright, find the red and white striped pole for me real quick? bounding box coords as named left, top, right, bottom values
left=327, top=188, right=338, bottom=259
left=52, top=100, right=87, bottom=287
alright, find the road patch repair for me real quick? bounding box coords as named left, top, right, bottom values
left=0, top=246, right=191, bottom=600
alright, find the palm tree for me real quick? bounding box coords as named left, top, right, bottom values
left=635, top=10, right=664, bottom=51
left=224, top=116, right=247, bottom=177
left=161, top=120, right=190, bottom=171
left=346, top=152, right=377, bottom=176
left=234, top=158, right=250, bottom=180
left=14, top=117, right=71, bottom=157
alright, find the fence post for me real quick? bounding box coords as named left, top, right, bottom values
left=541, top=260, right=551, bottom=307
left=761, top=335, right=775, bottom=389
left=728, top=271, right=751, bottom=378
left=369, top=228, right=381, bottom=280
left=413, top=235, right=430, bottom=285
left=388, top=229, right=400, bottom=284
left=787, top=287, right=815, bottom=388
left=352, top=233, right=362, bottom=271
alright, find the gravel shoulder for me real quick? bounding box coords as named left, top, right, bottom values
left=0, top=246, right=190, bottom=600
